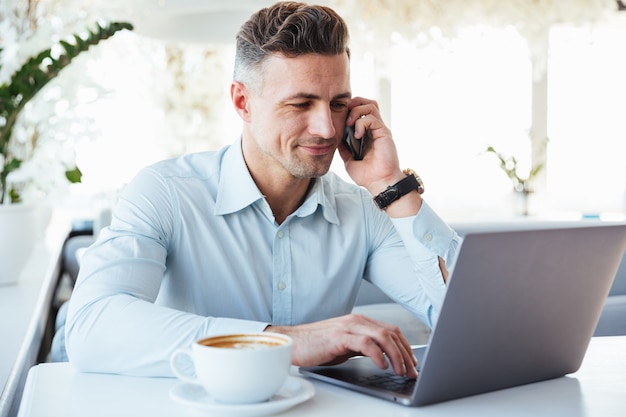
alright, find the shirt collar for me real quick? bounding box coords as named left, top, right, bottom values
left=297, top=177, right=340, bottom=225
left=214, top=139, right=265, bottom=215
left=214, top=138, right=340, bottom=225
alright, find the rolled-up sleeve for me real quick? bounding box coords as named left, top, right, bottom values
left=389, top=200, right=461, bottom=325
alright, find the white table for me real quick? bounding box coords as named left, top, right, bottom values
left=17, top=336, right=626, bottom=417
left=0, top=213, right=70, bottom=417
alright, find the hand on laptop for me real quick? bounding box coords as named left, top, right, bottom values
left=267, top=314, right=418, bottom=379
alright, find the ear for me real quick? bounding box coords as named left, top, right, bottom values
left=231, top=81, right=252, bottom=123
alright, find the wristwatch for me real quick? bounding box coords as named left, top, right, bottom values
left=373, top=169, right=425, bottom=210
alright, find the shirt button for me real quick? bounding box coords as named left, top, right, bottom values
left=277, top=231, right=284, bottom=239
left=277, top=281, right=287, bottom=290
left=423, top=232, right=433, bottom=242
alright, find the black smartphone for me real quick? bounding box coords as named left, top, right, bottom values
left=343, top=125, right=364, bottom=160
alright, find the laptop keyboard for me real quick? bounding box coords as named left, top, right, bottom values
left=357, top=372, right=417, bottom=395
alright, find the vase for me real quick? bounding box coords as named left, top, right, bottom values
left=513, top=190, right=531, bottom=217
left=0, top=203, right=41, bottom=285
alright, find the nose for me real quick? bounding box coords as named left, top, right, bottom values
left=308, top=105, right=336, bottom=139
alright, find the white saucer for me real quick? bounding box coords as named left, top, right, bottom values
left=169, top=376, right=315, bottom=417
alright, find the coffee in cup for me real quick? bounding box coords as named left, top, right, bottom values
left=170, top=333, right=293, bottom=404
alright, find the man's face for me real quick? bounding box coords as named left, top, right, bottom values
left=242, top=53, right=351, bottom=179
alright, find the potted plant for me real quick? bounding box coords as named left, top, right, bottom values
left=484, top=145, right=544, bottom=216
left=0, top=20, right=132, bottom=284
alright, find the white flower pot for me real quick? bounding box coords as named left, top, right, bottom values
left=512, top=190, right=531, bottom=217
left=0, top=203, right=40, bottom=285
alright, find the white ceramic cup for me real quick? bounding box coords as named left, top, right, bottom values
left=170, top=332, right=293, bottom=404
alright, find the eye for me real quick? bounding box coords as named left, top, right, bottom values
left=290, top=101, right=312, bottom=109
left=330, top=101, right=349, bottom=112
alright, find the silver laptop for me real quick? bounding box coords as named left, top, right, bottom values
left=300, top=224, right=626, bottom=406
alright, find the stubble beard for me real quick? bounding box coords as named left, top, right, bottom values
left=284, top=151, right=335, bottom=179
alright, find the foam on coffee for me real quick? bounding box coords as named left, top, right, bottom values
left=200, top=334, right=286, bottom=349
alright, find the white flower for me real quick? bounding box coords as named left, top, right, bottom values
left=336, top=1, right=615, bottom=45
left=334, top=0, right=616, bottom=80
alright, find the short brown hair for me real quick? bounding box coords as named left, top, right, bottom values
left=234, top=1, right=350, bottom=87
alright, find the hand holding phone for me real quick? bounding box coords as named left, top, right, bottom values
left=343, top=126, right=364, bottom=160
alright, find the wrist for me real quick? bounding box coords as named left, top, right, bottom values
left=385, top=191, right=422, bottom=216
left=372, top=169, right=425, bottom=211
left=367, top=172, right=407, bottom=196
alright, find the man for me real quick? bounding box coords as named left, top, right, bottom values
left=65, top=1, right=459, bottom=379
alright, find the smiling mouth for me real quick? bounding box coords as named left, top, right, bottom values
left=300, top=143, right=336, bottom=156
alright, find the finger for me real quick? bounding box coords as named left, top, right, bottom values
left=355, top=316, right=418, bottom=377
left=360, top=316, right=415, bottom=361
left=346, top=108, right=369, bottom=126
left=347, top=101, right=380, bottom=124
left=344, top=334, right=389, bottom=371
left=348, top=96, right=379, bottom=111
left=353, top=114, right=369, bottom=139
left=379, top=332, right=417, bottom=378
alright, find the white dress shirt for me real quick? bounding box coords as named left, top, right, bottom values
left=65, top=139, right=459, bottom=376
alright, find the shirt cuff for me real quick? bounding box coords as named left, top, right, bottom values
left=390, top=199, right=458, bottom=263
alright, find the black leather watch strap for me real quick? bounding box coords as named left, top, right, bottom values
left=373, top=174, right=419, bottom=210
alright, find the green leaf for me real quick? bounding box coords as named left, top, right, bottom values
left=5, top=157, right=22, bottom=172
left=1, top=20, right=133, bottom=203
left=8, top=187, right=21, bottom=204
left=65, top=166, right=83, bottom=184
left=59, top=40, right=76, bottom=56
